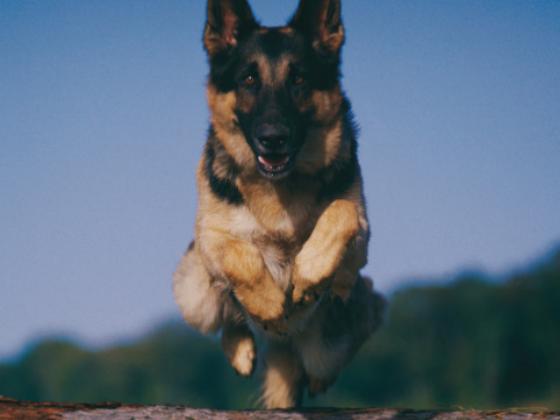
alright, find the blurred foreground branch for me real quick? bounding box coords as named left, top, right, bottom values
left=1, top=397, right=558, bottom=419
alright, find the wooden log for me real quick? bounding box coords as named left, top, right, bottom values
left=1, top=396, right=558, bottom=419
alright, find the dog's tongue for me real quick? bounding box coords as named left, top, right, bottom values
left=258, top=154, right=290, bottom=168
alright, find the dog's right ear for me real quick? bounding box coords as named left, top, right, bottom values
left=204, top=0, right=258, bottom=56
left=289, top=0, right=344, bottom=56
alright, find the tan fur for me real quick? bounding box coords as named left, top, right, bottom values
left=292, top=198, right=360, bottom=303
left=222, top=325, right=256, bottom=376
left=196, top=224, right=286, bottom=325
left=261, top=344, right=304, bottom=409
left=237, top=174, right=320, bottom=238
left=173, top=0, right=383, bottom=409
left=207, top=86, right=255, bottom=169
left=296, top=120, right=343, bottom=173
left=173, top=244, right=224, bottom=334
left=175, top=100, right=376, bottom=407
left=172, top=126, right=375, bottom=402
left=254, top=54, right=274, bottom=86
left=242, top=54, right=293, bottom=89
left=173, top=131, right=375, bottom=403
left=315, top=24, right=344, bottom=53
left=270, top=56, right=292, bottom=87
left=311, top=87, right=344, bottom=124
left=204, top=25, right=227, bottom=56
left=279, top=27, right=294, bottom=35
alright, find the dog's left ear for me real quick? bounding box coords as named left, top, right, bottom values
left=289, top=0, right=344, bottom=55
left=204, top=0, right=258, bottom=56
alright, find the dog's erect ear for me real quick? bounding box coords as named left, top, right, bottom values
left=204, top=0, right=258, bottom=56
left=289, top=0, right=344, bottom=55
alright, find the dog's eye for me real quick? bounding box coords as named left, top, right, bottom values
left=242, top=74, right=257, bottom=87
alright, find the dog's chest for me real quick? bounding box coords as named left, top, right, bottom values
left=237, top=176, right=320, bottom=238
left=229, top=186, right=320, bottom=290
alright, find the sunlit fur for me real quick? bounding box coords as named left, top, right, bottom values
left=173, top=0, right=384, bottom=408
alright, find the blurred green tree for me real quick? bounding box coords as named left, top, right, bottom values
left=1, top=248, right=558, bottom=409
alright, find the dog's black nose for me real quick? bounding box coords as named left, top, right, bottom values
left=255, top=123, right=289, bottom=151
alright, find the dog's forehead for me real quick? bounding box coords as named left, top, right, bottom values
left=242, top=27, right=304, bottom=62
left=238, top=27, right=306, bottom=85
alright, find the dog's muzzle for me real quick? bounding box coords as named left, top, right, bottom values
left=253, top=123, right=295, bottom=179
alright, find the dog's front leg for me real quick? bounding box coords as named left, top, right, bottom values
left=200, top=231, right=287, bottom=331
left=221, top=298, right=257, bottom=377
left=292, top=199, right=360, bottom=304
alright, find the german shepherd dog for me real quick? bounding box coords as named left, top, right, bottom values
left=174, top=0, right=384, bottom=408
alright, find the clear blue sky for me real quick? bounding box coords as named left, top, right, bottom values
left=1, top=0, right=559, bottom=358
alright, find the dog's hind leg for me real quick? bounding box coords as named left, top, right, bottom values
left=261, top=341, right=305, bottom=409
left=173, top=242, right=225, bottom=334
left=221, top=298, right=256, bottom=377
left=296, top=276, right=385, bottom=397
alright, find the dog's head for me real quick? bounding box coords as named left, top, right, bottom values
left=204, top=0, right=347, bottom=180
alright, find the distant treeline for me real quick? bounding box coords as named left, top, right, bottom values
left=1, top=248, right=559, bottom=409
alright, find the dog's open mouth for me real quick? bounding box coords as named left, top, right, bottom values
left=257, top=153, right=293, bottom=178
